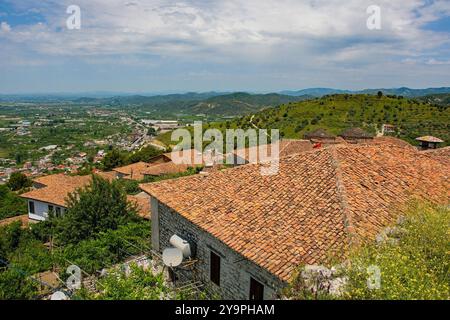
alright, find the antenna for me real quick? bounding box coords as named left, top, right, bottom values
left=162, top=248, right=183, bottom=267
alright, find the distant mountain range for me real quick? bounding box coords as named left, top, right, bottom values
left=1, top=87, right=449, bottom=118
left=280, top=87, right=450, bottom=97
left=2, top=87, right=450, bottom=102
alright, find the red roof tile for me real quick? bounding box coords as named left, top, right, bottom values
left=140, top=144, right=449, bottom=282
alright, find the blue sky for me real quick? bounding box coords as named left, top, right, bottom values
left=0, top=0, right=449, bottom=94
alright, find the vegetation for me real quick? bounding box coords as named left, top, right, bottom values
left=204, top=94, right=450, bottom=147
left=0, top=176, right=151, bottom=299
left=101, top=145, right=163, bottom=171
left=154, top=94, right=450, bottom=148
left=54, top=221, right=151, bottom=274
left=0, top=104, right=131, bottom=165
left=0, top=185, right=27, bottom=220
left=52, top=175, right=139, bottom=245
left=0, top=221, right=51, bottom=299
left=75, top=264, right=169, bottom=300
left=285, top=202, right=450, bottom=300
left=101, top=149, right=128, bottom=171
left=127, top=145, right=163, bottom=163
left=6, top=172, right=32, bottom=191
left=342, top=203, right=449, bottom=300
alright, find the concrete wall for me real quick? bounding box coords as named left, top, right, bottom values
left=153, top=197, right=286, bottom=300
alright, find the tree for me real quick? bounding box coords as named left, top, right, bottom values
left=0, top=269, right=39, bottom=300
left=55, top=175, right=139, bottom=245
left=0, top=185, right=27, bottom=220
left=147, top=127, right=157, bottom=136
left=128, top=145, right=162, bottom=164
left=102, top=149, right=127, bottom=171
left=377, top=91, right=383, bottom=98
left=7, top=172, right=32, bottom=191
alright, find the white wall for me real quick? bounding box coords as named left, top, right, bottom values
left=27, top=200, right=65, bottom=221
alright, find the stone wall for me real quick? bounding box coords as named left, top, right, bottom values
left=153, top=197, right=286, bottom=300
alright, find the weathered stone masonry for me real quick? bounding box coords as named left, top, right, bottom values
left=152, top=197, right=286, bottom=300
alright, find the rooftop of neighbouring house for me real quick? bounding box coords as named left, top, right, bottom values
left=232, top=139, right=313, bottom=163
left=421, top=146, right=450, bottom=165
left=304, top=128, right=336, bottom=140
left=140, top=144, right=449, bottom=283
left=162, top=148, right=208, bottom=165
left=0, top=214, right=29, bottom=228
left=127, top=192, right=151, bottom=220
left=21, top=172, right=126, bottom=208
left=370, top=136, right=415, bottom=149
left=415, top=136, right=444, bottom=143
left=142, top=161, right=191, bottom=176
left=113, top=162, right=155, bottom=180
left=21, top=173, right=92, bottom=207
left=339, top=127, right=374, bottom=139
left=95, top=170, right=118, bottom=181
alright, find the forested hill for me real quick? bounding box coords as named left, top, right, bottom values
left=74, top=92, right=312, bottom=117
left=188, top=92, right=312, bottom=116
left=417, top=93, right=450, bottom=107
left=210, top=94, right=449, bottom=146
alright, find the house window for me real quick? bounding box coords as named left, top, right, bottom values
left=29, top=201, right=35, bottom=214
left=210, top=251, right=221, bottom=286
left=249, top=277, right=264, bottom=300
left=48, top=205, right=54, bottom=213
left=55, top=207, right=61, bottom=217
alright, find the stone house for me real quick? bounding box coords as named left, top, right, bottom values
left=140, top=144, right=449, bottom=300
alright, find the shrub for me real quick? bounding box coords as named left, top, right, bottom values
left=285, top=202, right=450, bottom=300
left=342, top=203, right=449, bottom=300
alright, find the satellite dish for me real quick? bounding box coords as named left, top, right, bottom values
left=162, top=247, right=183, bottom=267
left=50, top=291, right=68, bottom=300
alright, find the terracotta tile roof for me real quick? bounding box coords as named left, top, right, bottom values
left=140, top=144, right=449, bottom=282
left=127, top=192, right=151, bottom=219
left=339, top=127, right=374, bottom=139
left=21, top=174, right=92, bottom=207
left=142, top=162, right=192, bottom=176
left=0, top=214, right=29, bottom=228
left=371, top=136, right=415, bottom=149
left=163, top=148, right=207, bottom=165
left=113, top=162, right=155, bottom=180
left=304, top=128, right=336, bottom=140
left=232, top=139, right=313, bottom=163
left=416, top=136, right=444, bottom=143
left=95, top=170, right=118, bottom=181
left=422, top=146, right=450, bottom=165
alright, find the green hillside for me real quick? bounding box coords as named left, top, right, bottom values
left=418, top=93, right=450, bottom=107
left=71, top=92, right=312, bottom=118
left=208, top=94, right=449, bottom=147
left=188, top=92, right=312, bottom=116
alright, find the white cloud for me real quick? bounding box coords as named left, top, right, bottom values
left=0, top=21, right=11, bottom=32
left=0, top=0, right=449, bottom=90
left=426, top=58, right=450, bottom=65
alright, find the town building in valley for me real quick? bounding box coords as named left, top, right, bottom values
left=140, top=144, right=449, bottom=300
